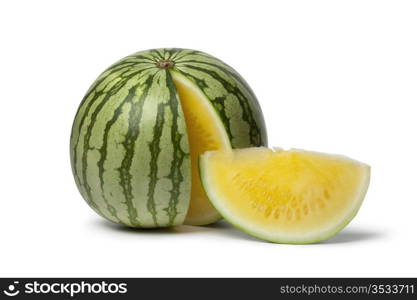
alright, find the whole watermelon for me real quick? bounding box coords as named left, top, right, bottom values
left=70, top=48, right=267, bottom=228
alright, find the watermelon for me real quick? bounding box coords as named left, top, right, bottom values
left=70, top=48, right=267, bottom=228
left=199, top=147, right=370, bottom=243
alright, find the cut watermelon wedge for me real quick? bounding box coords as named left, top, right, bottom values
left=199, top=147, right=370, bottom=244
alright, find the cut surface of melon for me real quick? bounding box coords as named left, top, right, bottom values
left=172, top=72, right=231, bottom=225
left=200, top=147, right=370, bottom=243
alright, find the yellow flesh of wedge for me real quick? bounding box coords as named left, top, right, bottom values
left=172, top=72, right=230, bottom=225
left=200, top=148, right=370, bottom=243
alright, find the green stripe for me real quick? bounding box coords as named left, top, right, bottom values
left=165, top=48, right=184, bottom=61
left=80, top=89, right=119, bottom=215
left=146, top=102, right=165, bottom=226
left=151, top=49, right=165, bottom=61
left=96, top=83, right=141, bottom=224
left=118, top=75, right=154, bottom=227
left=164, top=70, right=188, bottom=225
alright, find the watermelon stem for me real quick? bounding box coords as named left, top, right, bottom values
left=156, top=60, right=175, bottom=69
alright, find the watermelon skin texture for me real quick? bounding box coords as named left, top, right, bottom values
left=70, top=48, right=267, bottom=228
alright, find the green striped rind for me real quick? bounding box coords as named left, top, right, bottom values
left=70, top=48, right=267, bottom=228
left=171, top=50, right=267, bottom=148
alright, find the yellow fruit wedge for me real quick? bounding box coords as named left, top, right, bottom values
left=199, top=147, right=370, bottom=244
left=172, top=72, right=231, bottom=225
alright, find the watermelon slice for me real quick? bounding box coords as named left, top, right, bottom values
left=199, top=147, right=370, bottom=244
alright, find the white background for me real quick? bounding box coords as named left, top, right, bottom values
left=1, top=0, right=416, bottom=277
